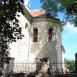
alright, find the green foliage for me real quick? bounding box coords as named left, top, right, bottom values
left=65, top=59, right=75, bottom=73
left=0, top=0, right=24, bottom=68
left=40, top=0, right=58, bottom=17
left=40, top=0, right=77, bottom=26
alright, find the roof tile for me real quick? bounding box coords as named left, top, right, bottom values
left=30, top=9, right=46, bottom=17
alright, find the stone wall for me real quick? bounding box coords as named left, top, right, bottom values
left=8, top=16, right=63, bottom=73
left=30, top=18, right=61, bottom=62
left=30, top=18, right=63, bottom=72
left=9, top=12, right=31, bottom=63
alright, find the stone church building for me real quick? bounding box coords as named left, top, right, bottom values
left=7, top=0, right=65, bottom=73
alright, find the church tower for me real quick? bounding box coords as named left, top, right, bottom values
left=24, top=0, right=30, bottom=11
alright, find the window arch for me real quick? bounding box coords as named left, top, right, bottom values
left=33, top=28, right=38, bottom=42
left=48, top=28, right=53, bottom=41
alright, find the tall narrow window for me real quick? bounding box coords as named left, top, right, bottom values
left=48, top=28, right=52, bottom=41
left=33, top=28, right=38, bottom=42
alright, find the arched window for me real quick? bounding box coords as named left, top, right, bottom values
left=48, top=28, right=53, bottom=41
left=33, top=28, right=38, bottom=42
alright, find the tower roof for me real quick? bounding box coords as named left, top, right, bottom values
left=30, top=9, right=62, bottom=31
left=30, top=9, right=46, bottom=18
left=30, top=9, right=60, bottom=21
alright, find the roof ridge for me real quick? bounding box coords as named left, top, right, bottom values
left=30, top=9, right=43, bottom=11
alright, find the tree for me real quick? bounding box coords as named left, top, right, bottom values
left=40, top=0, right=77, bottom=26
left=65, top=59, right=75, bottom=73
left=0, top=0, right=24, bottom=71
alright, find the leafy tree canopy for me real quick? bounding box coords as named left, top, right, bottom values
left=0, top=0, right=24, bottom=67
left=40, top=0, right=77, bottom=26
left=65, top=59, right=75, bottom=73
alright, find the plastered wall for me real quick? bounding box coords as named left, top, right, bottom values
left=30, top=18, right=62, bottom=62
left=9, top=12, right=30, bottom=63
left=9, top=16, right=63, bottom=72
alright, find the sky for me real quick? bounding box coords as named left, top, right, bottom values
left=30, top=0, right=77, bottom=60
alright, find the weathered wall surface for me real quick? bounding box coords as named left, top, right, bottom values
left=9, top=12, right=30, bottom=62
left=29, top=18, right=62, bottom=72
left=8, top=17, right=63, bottom=72
left=30, top=18, right=62, bottom=62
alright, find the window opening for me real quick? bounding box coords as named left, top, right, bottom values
left=48, top=28, right=52, bottom=41
left=33, top=29, right=38, bottom=42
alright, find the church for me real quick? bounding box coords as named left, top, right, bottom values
left=7, top=0, right=65, bottom=73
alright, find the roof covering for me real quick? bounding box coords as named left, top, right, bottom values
left=30, top=9, right=60, bottom=21
left=30, top=9, right=47, bottom=18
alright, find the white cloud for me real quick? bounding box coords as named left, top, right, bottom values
left=64, top=49, right=75, bottom=60
left=65, top=49, right=70, bottom=52
left=64, top=22, right=77, bottom=34
left=66, top=22, right=74, bottom=28
left=62, top=23, right=77, bottom=60
left=64, top=54, right=74, bottom=60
